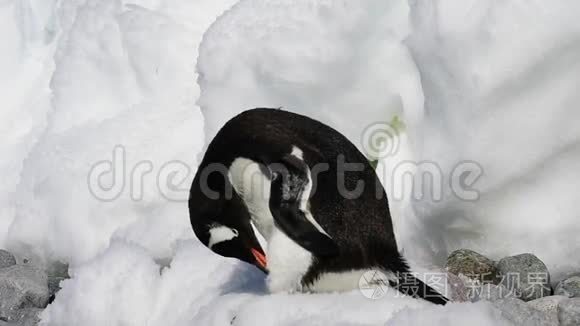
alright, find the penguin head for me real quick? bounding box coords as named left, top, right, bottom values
left=190, top=192, right=268, bottom=274
left=205, top=222, right=267, bottom=273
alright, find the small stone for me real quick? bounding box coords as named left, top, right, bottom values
left=471, top=283, right=517, bottom=302
left=494, top=298, right=557, bottom=326
left=496, top=253, right=551, bottom=301
left=555, top=276, right=580, bottom=298
left=0, top=250, right=16, bottom=269
left=527, top=295, right=568, bottom=324
left=0, top=265, right=49, bottom=321
left=446, top=249, right=498, bottom=283
left=8, top=308, right=41, bottom=326
left=48, top=277, right=66, bottom=299
left=445, top=273, right=470, bottom=302
left=558, top=297, right=580, bottom=326
left=46, top=261, right=70, bottom=301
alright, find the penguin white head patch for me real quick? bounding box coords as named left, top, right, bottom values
left=208, top=225, right=239, bottom=249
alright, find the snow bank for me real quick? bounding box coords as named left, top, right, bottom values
left=3, top=0, right=237, bottom=265
left=197, top=0, right=422, bottom=147
left=41, top=240, right=252, bottom=325
left=43, top=240, right=512, bottom=326
left=0, top=0, right=56, bottom=248
left=404, top=0, right=580, bottom=279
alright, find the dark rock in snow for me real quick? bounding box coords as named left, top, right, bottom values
left=48, top=277, right=66, bottom=301
left=555, top=276, right=580, bottom=298
left=45, top=261, right=70, bottom=302
left=446, top=249, right=498, bottom=283
left=0, top=251, right=16, bottom=269
left=558, top=297, right=580, bottom=326
left=0, top=265, right=49, bottom=322
left=496, top=253, right=551, bottom=301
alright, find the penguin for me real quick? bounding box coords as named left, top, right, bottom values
left=189, top=108, right=449, bottom=305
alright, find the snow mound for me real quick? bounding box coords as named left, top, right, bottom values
left=197, top=0, right=423, bottom=147
left=404, top=0, right=580, bottom=279
left=41, top=240, right=250, bottom=326
left=4, top=0, right=237, bottom=265
left=43, top=240, right=512, bottom=326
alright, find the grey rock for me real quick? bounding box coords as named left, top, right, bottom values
left=8, top=308, right=41, bottom=326
left=527, top=296, right=568, bottom=325
left=0, top=265, right=49, bottom=321
left=48, top=277, right=66, bottom=299
left=558, top=298, right=580, bottom=326
left=46, top=261, right=70, bottom=298
left=471, top=283, right=517, bottom=302
left=496, top=253, right=551, bottom=301
left=445, top=273, right=470, bottom=302
left=46, top=261, right=69, bottom=279
left=555, top=276, right=580, bottom=298
left=0, top=250, right=16, bottom=269
left=446, top=249, right=498, bottom=283
left=46, top=261, right=69, bottom=300
left=494, top=298, right=557, bottom=326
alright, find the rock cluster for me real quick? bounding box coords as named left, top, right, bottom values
left=0, top=250, right=69, bottom=326
left=446, top=249, right=580, bottom=326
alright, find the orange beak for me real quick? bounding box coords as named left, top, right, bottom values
left=251, top=247, right=267, bottom=271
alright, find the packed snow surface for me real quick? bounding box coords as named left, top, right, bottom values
left=1, top=0, right=579, bottom=325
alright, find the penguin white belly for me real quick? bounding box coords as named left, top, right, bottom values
left=305, top=269, right=397, bottom=293
left=228, top=157, right=313, bottom=292
left=266, top=227, right=313, bottom=292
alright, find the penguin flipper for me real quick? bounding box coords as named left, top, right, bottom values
left=271, top=202, right=339, bottom=256
left=268, top=155, right=339, bottom=257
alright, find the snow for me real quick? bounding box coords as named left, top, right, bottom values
left=42, top=240, right=510, bottom=326
left=404, top=0, right=580, bottom=279
left=3, top=0, right=238, bottom=265
left=197, top=0, right=422, bottom=147
left=1, top=0, right=579, bottom=325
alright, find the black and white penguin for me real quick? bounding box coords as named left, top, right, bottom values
left=189, top=108, right=448, bottom=305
